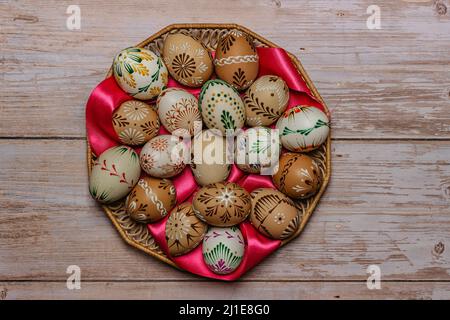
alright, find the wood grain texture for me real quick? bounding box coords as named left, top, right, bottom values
left=1, top=140, right=449, bottom=283
left=2, top=281, right=450, bottom=300
left=1, top=0, right=449, bottom=139
left=1, top=0, right=450, bottom=299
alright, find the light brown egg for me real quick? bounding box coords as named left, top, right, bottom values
left=214, top=30, right=259, bottom=91
left=163, top=33, right=213, bottom=87
left=192, top=182, right=251, bottom=227
left=125, top=176, right=177, bottom=223
left=243, top=75, right=289, bottom=127
left=272, top=153, right=321, bottom=199
left=165, top=202, right=208, bottom=256
left=250, top=188, right=300, bottom=240
left=112, top=100, right=160, bottom=146
left=190, top=130, right=231, bottom=186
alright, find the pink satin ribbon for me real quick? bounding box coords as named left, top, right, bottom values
left=85, top=47, right=326, bottom=280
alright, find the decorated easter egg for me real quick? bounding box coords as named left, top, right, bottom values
left=112, top=100, right=160, bottom=146
left=193, top=182, right=251, bottom=227
left=156, top=88, right=201, bottom=135
left=235, top=127, right=281, bottom=174
left=203, top=226, right=245, bottom=275
left=162, top=33, right=213, bottom=87
left=190, top=130, right=231, bottom=186
left=276, top=105, right=330, bottom=152
left=214, top=30, right=259, bottom=90
left=140, top=135, right=187, bottom=178
left=244, top=75, right=289, bottom=126
left=89, top=146, right=141, bottom=204
left=113, top=47, right=168, bottom=100
left=125, top=176, right=176, bottom=223
left=272, top=153, right=321, bottom=199
left=250, top=188, right=300, bottom=240
left=165, top=202, right=208, bottom=256
left=199, top=79, right=245, bottom=134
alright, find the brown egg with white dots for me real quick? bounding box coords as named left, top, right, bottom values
left=192, top=182, right=251, bottom=227
left=250, top=188, right=300, bottom=240
left=272, top=153, right=321, bottom=200
left=112, top=100, right=160, bottom=146
left=126, top=176, right=176, bottom=223
left=165, top=202, right=208, bottom=256
left=214, top=30, right=259, bottom=91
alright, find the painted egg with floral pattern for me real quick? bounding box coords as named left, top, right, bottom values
left=112, top=100, right=160, bottom=146
left=272, top=153, right=321, bottom=200
left=250, top=188, right=300, bottom=240
left=243, top=75, right=289, bottom=127
left=125, top=176, right=176, bottom=223
left=202, top=226, right=245, bottom=275
left=192, top=182, right=251, bottom=227
left=276, top=105, right=330, bottom=152
left=214, top=30, right=259, bottom=91
left=140, top=135, right=187, bottom=178
left=165, top=202, right=208, bottom=256
left=113, top=47, right=168, bottom=100
left=199, top=79, right=245, bottom=134
left=163, top=33, right=213, bottom=88
left=156, top=88, right=201, bottom=136
left=190, top=130, right=231, bottom=186
left=89, top=146, right=141, bottom=204
left=235, top=127, right=281, bottom=174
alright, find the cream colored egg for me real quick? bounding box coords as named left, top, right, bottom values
left=203, top=226, right=245, bottom=275
left=126, top=176, right=176, bottom=223
left=113, top=47, right=168, bottom=100
left=163, top=33, right=213, bottom=87
left=140, top=135, right=187, bottom=178
left=250, top=188, right=300, bottom=240
left=156, top=88, right=201, bottom=136
left=244, top=75, right=289, bottom=126
left=199, top=79, right=245, bottom=134
left=89, top=146, right=141, bottom=204
left=276, top=105, right=330, bottom=152
left=235, top=127, right=281, bottom=174
left=190, top=130, right=231, bottom=186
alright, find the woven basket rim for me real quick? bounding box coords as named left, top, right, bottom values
left=86, top=23, right=331, bottom=272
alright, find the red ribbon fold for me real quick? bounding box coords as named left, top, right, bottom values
left=85, top=47, right=325, bottom=280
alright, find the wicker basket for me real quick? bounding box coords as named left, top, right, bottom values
left=87, top=23, right=331, bottom=271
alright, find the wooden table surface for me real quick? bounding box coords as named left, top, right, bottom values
left=1, top=0, right=449, bottom=300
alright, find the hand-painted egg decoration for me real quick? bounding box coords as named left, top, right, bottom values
left=192, top=182, right=251, bottom=227
left=276, top=105, right=330, bottom=152
left=165, top=202, right=208, bottom=256
left=203, top=226, right=245, bottom=275
left=199, top=79, right=245, bottom=134
left=190, top=130, right=231, bottom=186
left=140, top=135, right=187, bottom=178
left=235, top=127, right=281, bottom=174
left=272, top=153, right=321, bottom=199
left=113, top=47, right=168, bottom=100
left=112, top=100, right=160, bottom=146
left=214, top=30, right=259, bottom=90
left=163, top=33, right=213, bottom=87
left=244, top=75, right=289, bottom=126
left=125, top=176, right=176, bottom=223
left=156, top=88, right=201, bottom=136
left=250, top=188, right=300, bottom=239
left=89, top=146, right=141, bottom=204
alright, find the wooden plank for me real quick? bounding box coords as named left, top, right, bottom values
left=1, top=139, right=449, bottom=281
left=1, top=281, right=450, bottom=300
left=1, top=0, right=449, bottom=139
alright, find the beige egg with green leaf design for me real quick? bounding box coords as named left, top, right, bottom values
left=89, top=146, right=141, bottom=204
